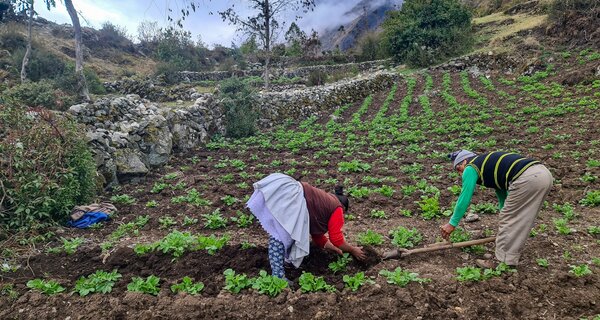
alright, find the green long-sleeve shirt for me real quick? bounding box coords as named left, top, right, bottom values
left=449, top=166, right=508, bottom=227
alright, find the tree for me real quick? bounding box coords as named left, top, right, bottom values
left=16, top=0, right=56, bottom=83
left=64, top=0, right=90, bottom=101
left=382, top=0, right=473, bottom=67
left=218, top=0, right=316, bottom=89
left=303, top=29, right=321, bottom=58
left=284, top=22, right=306, bottom=57
left=240, top=35, right=258, bottom=55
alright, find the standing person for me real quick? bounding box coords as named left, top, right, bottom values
left=440, top=150, right=553, bottom=267
left=246, top=173, right=366, bottom=280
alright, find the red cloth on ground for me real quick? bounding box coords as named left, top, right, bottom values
left=311, top=207, right=345, bottom=247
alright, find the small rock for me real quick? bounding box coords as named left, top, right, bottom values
left=464, top=213, right=480, bottom=223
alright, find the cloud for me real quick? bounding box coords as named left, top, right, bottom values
left=37, top=0, right=401, bottom=47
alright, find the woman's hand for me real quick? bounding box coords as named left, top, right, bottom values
left=324, top=240, right=343, bottom=255
left=440, top=223, right=455, bottom=240
left=351, top=246, right=366, bottom=261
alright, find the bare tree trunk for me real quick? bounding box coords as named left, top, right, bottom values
left=263, top=0, right=270, bottom=90
left=20, top=0, right=34, bottom=83
left=64, top=0, right=90, bottom=101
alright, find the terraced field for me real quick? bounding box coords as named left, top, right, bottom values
left=1, top=50, right=599, bottom=319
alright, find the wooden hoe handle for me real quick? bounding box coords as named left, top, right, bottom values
left=403, top=237, right=497, bottom=256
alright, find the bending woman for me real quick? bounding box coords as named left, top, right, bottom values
left=246, top=173, right=366, bottom=279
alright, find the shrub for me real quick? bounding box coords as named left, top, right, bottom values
left=218, top=77, right=258, bottom=138
left=382, top=0, right=473, bottom=67
left=0, top=105, right=97, bottom=229
left=2, top=80, right=74, bottom=110
left=306, top=69, right=327, bottom=86
left=11, top=47, right=67, bottom=82
left=55, top=63, right=106, bottom=95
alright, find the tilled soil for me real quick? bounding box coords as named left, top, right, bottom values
left=1, top=56, right=600, bottom=319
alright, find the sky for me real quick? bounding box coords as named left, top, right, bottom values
left=38, top=0, right=398, bottom=48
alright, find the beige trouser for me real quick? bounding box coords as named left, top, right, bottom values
left=495, top=164, right=553, bottom=265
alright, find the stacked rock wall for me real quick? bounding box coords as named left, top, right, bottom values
left=73, top=70, right=400, bottom=186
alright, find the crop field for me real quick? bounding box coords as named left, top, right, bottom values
left=1, top=50, right=600, bottom=319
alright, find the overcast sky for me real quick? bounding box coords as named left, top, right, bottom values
left=38, top=0, right=398, bottom=48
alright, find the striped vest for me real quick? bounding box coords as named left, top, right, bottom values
left=467, top=152, right=540, bottom=190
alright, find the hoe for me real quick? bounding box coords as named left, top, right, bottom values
left=382, top=237, right=496, bottom=260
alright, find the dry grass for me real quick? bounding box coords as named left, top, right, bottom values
left=1, top=21, right=156, bottom=81
left=473, top=12, right=549, bottom=54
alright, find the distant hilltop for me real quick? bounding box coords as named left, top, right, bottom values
left=319, top=0, right=402, bottom=52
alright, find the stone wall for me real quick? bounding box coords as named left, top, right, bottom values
left=104, top=60, right=391, bottom=101
left=177, top=59, right=390, bottom=82
left=74, top=69, right=400, bottom=186
left=69, top=94, right=224, bottom=186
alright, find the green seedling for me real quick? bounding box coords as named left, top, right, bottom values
left=338, top=160, right=371, bottom=173
left=155, top=230, right=196, bottom=258
left=580, top=190, right=600, bottom=207
left=171, top=277, right=205, bottom=295
left=110, top=194, right=136, bottom=205
left=151, top=182, right=169, bottom=193
left=389, top=226, right=422, bottom=248
left=569, top=264, right=593, bottom=277
left=379, top=267, right=431, bottom=287
left=328, top=253, right=352, bottom=273
left=221, top=195, right=238, bottom=206
left=343, top=272, right=374, bottom=291
left=472, top=203, right=497, bottom=214
left=298, top=272, right=336, bottom=293
left=49, top=237, right=84, bottom=255
left=419, top=196, right=441, bottom=220
left=370, top=209, right=387, bottom=219
left=230, top=211, right=254, bottom=228
left=252, top=270, right=288, bottom=297
left=553, top=218, right=572, bottom=235
left=399, top=209, right=412, bottom=217
left=26, top=279, right=65, bottom=295
left=74, top=270, right=122, bottom=296
left=241, top=241, right=256, bottom=249
left=223, top=269, right=253, bottom=293
left=159, top=216, right=177, bottom=229
left=182, top=216, right=198, bottom=226
left=357, top=230, right=385, bottom=246
left=202, top=209, right=228, bottom=229
left=1, top=284, right=18, bottom=299
left=196, top=234, right=229, bottom=255
left=536, top=258, right=549, bottom=268
left=127, top=275, right=161, bottom=296
left=587, top=226, right=600, bottom=236
left=146, top=200, right=159, bottom=208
